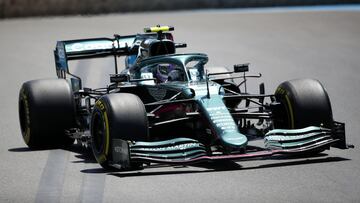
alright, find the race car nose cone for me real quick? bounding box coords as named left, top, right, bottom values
left=221, top=132, right=248, bottom=148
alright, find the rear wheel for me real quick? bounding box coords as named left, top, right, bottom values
left=18, top=79, right=76, bottom=149
left=90, top=93, right=148, bottom=170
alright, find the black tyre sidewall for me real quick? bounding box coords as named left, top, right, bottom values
left=275, top=78, right=333, bottom=129
left=90, top=99, right=111, bottom=167
left=18, top=79, right=76, bottom=149
left=91, top=93, right=148, bottom=168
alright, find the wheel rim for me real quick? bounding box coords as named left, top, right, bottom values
left=19, top=99, right=27, bottom=135
left=92, top=111, right=106, bottom=154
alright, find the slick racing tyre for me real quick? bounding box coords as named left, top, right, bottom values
left=274, top=78, right=333, bottom=129
left=18, top=79, right=76, bottom=149
left=274, top=79, right=333, bottom=154
left=90, top=93, right=148, bottom=170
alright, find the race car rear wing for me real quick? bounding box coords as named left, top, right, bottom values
left=54, top=35, right=137, bottom=77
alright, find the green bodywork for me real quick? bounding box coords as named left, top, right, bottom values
left=131, top=137, right=206, bottom=160
left=131, top=54, right=336, bottom=150
left=265, top=126, right=333, bottom=149
left=166, top=81, right=248, bottom=149
left=132, top=54, right=250, bottom=148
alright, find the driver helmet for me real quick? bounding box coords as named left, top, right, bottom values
left=155, top=64, right=175, bottom=83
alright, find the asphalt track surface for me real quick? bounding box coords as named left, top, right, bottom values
left=1, top=6, right=360, bottom=203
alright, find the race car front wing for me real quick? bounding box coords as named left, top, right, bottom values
left=109, top=123, right=352, bottom=170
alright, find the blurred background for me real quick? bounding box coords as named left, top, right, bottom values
left=1, top=0, right=360, bottom=18
left=1, top=1, right=360, bottom=203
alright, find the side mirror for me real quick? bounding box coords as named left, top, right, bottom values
left=110, top=74, right=129, bottom=83
left=234, top=63, right=249, bottom=73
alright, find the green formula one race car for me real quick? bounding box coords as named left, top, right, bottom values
left=18, top=26, right=353, bottom=170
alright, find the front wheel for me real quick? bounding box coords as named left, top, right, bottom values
left=274, top=78, right=333, bottom=129
left=90, top=93, right=149, bottom=170
left=274, top=79, right=334, bottom=154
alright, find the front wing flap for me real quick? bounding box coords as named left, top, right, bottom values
left=109, top=126, right=349, bottom=169
left=264, top=126, right=333, bottom=150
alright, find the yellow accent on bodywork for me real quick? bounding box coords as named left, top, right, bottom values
left=144, top=26, right=173, bottom=33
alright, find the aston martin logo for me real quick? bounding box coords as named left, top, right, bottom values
left=137, top=143, right=201, bottom=152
